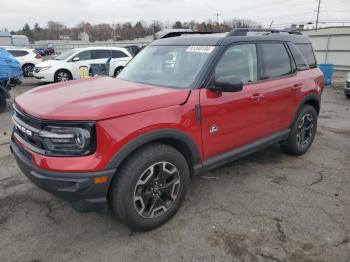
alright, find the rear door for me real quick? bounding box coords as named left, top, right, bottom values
left=200, top=43, right=270, bottom=159
left=258, top=42, right=299, bottom=132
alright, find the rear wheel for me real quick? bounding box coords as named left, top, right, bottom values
left=281, top=105, right=317, bottom=155
left=0, top=93, right=7, bottom=113
left=54, top=69, right=72, bottom=82
left=22, top=64, right=35, bottom=77
left=109, top=143, right=190, bottom=231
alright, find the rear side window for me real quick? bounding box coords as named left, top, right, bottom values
left=112, top=50, right=128, bottom=58
left=295, top=44, right=317, bottom=68
left=215, top=44, right=258, bottom=84
left=8, top=50, right=28, bottom=57
left=92, top=50, right=111, bottom=59
left=287, top=43, right=309, bottom=71
left=261, top=43, right=292, bottom=79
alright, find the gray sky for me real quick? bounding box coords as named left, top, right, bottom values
left=1, top=0, right=350, bottom=31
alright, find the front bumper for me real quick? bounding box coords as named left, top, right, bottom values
left=33, top=70, right=54, bottom=82
left=11, top=140, right=116, bottom=212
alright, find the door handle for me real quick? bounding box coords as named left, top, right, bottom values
left=292, top=83, right=303, bottom=90
left=250, top=93, right=264, bottom=102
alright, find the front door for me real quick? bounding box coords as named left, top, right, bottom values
left=200, top=43, right=270, bottom=159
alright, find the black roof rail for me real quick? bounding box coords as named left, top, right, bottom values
left=160, top=31, right=219, bottom=39
left=228, top=28, right=302, bottom=36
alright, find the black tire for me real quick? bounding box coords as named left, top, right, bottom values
left=109, top=143, right=190, bottom=231
left=281, top=105, right=317, bottom=155
left=54, top=69, right=72, bottom=82
left=113, top=67, right=123, bottom=77
left=22, top=64, right=35, bottom=77
left=0, top=93, right=6, bottom=113
left=346, top=94, right=350, bottom=99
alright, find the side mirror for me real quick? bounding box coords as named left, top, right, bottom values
left=72, top=57, right=80, bottom=62
left=208, top=76, right=243, bottom=92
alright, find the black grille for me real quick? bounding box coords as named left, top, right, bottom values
left=13, top=104, right=45, bottom=151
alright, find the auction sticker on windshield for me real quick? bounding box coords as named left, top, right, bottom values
left=186, top=46, right=215, bottom=53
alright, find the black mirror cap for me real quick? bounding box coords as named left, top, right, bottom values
left=209, top=76, right=243, bottom=92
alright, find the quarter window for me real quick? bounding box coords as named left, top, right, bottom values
left=215, top=44, right=258, bottom=84
left=295, top=44, right=317, bottom=68
left=261, top=43, right=292, bottom=79
left=287, top=43, right=309, bottom=71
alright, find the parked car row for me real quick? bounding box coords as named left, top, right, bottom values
left=5, top=47, right=42, bottom=77
left=33, top=46, right=133, bottom=82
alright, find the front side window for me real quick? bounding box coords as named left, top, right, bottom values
left=54, top=49, right=80, bottom=60
left=215, top=44, right=258, bottom=84
left=261, top=43, right=292, bottom=79
left=76, top=50, right=92, bottom=61
left=118, top=45, right=215, bottom=89
left=92, top=50, right=112, bottom=59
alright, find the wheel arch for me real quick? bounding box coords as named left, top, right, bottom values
left=293, top=94, right=321, bottom=125
left=105, top=129, right=202, bottom=176
left=21, top=63, right=35, bottom=69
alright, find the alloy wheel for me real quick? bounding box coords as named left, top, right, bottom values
left=57, top=72, right=70, bottom=82
left=296, top=113, right=314, bottom=148
left=133, top=161, right=181, bottom=219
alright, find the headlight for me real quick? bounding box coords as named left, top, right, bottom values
left=40, top=66, right=52, bottom=71
left=39, top=124, right=95, bottom=156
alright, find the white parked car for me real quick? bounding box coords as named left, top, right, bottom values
left=345, top=72, right=350, bottom=98
left=33, top=47, right=132, bottom=82
left=5, top=48, right=42, bottom=77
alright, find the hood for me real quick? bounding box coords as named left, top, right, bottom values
left=35, top=59, right=63, bottom=67
left=15, top=77, right=191, bottom=121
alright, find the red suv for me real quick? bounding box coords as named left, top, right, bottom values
left=11, top=29, right=324, bottom=231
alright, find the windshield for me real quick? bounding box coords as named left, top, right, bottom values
left=117, top=45, right=215, bottom=89
left=54, top=49, right=79, bottom=60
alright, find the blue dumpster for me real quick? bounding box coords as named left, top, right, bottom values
left=318, top=64, right=333, bottom=86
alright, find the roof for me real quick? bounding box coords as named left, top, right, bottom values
left=150, top=29, right=312, bottom=46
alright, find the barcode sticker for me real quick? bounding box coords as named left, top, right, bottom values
left=186, top=46, right=215, bottom=53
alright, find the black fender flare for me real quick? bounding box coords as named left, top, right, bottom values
left=0, top=85, right=11, bottom=99
left=105, top=128, right=201, bottom=171
left=292, top=93, right=321, bottom=125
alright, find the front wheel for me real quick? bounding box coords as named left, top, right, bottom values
left=281, top=105, right=317, bottom=155
left=22, top=64, right=35, bottom=77
left=54, top=70, right=72, bottom=82
left=109, top=143, right=190, bottom=231
left=113, top=67, right=123, bottom=77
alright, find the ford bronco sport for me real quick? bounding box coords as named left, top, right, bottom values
left=11, top=29, right=324, bottom=231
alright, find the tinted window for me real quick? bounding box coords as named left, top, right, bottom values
left=76, top=50, right=92, bottom=61
left=92, top=50, right=111, bottom=59
left=261, top=43, right=292, bottom=79
left=295, top=44, right=317, bottom=68
left=287, top=43, right=309, bottom=71
left=8, top=50, right=28, bottom=57
left=112, top=50, right=128, bottom=58
left=215, top=44, right=258, bottom=84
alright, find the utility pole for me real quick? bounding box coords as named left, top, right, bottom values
left=315, top=0, right=321, bottom=31
left=214, top=13, right=220, bottom=25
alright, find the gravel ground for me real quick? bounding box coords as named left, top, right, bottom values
left=0, top=78, right=349, bottom=262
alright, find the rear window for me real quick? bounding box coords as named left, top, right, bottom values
left=261, top=43, right=292, bottom=79
left=8, top=50, right=28, bottom=57
left=112, top=50, right=128, bottom=58
left=295, top=44, right=317, bottom=68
